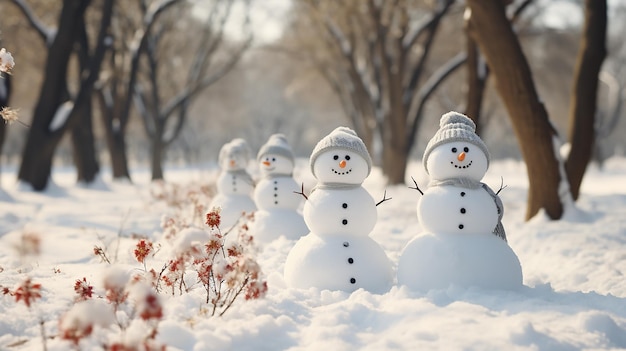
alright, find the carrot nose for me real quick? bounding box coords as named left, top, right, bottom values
left=457, top=152, right=466, bottom=161
left=262, top=161, right=271, bottom=166
left=230, top=159, right=236, bottom=167
left=339, top=160, right=347, bottom=168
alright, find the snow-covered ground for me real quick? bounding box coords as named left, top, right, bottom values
left=1, top=157, right=626, bottom=351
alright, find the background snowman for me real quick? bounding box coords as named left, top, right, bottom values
left=250, top=134, right=308, bottom=243
left=284, top=127, right=393, bottom=293
left=397, top=112, right=522, bottom=291
left=208, top=138, right=256, bottom=230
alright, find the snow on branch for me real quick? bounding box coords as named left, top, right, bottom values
left=49, top=101, right=74, bottom=132
left=401, top=0, right=454, bottom=49
left=325, top=18, right=352, bottom=56
left=0, top=48, right=15, bottom=74
left=406, top=51, right=466, bottom=146
left=9, top=0, right=56, bottom=45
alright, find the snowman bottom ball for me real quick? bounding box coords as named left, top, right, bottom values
left=250, top=208, right=308, bottom=243
left=397, top=232, right=523, bottom=291
left=209, top=194, right=256, bottom=230
left=284, top=234, right=393, bottom=294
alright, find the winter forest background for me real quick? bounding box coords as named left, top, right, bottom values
left=0, top=0, right=624, bottom=208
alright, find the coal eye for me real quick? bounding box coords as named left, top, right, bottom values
left=333, top=155, right=339, bottom=160
left=345, top=155, right=351, bottom=160
left=464, top=147, right=469, bottom=152
left=272, top=157, right=276, bottom=161
left=451, top=147, right=457, bottom=153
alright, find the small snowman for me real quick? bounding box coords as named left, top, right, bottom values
left=397, top=112, right=522, bottom=291
left=284, top=127, right=393, bottom=293
left=250, top=134, right=308, bottom=243
left=209, top=138, right=256, bottom=230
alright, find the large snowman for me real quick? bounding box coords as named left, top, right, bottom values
left=397, top=112, right=522, bottom=291
left=250, top=134, right=308, bottom=243
left=209, top=138, right=256, bottom=230
left=284, top=127, right=393, bottom=293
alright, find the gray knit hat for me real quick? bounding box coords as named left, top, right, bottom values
left=310, top=126, right=372, bottom=177
left=218, top=138, right=251, bottom=168
left=423, top=112, right=490, bottom=174
left=257, top=134, right=295, bottom=163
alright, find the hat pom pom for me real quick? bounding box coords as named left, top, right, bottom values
left=440, top=111, right=476, bottom=131
left=269, top=133, right=288, bottom=145
left=334, top=126, right=358, bottom=137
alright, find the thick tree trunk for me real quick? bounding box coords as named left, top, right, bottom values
left=466, top=0, right=564, bottom=220
left=352, top=97, right=376, bottom=155
left=150, top=136, right=165, bottom=181
left=95, top=87, right=132, bottom=181
left=381, top=138, right=408, bottom=185
left=70, top=14, right=100, bottom=184
left=382, top=72, right=409, bottom=184
left=104, top=119, right=131, bottom=180
left=464, top=37, right=488, bottom=136
left=71, top=98, right=99, bottom=183
left=18, top=0, right=89, bottom=190
left=565, top=0, right=607, bottom=200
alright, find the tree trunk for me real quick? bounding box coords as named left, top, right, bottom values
left=18, top=0, right=89, bottom=190
left=0, top=118, right=4, bottom=165
left=104, top=117, right=132, bottom=180
left=381, top=136, right=408, bottom=185
left=0, top=73, right=10, bottom=178
left=565, top=0, right=607, bottom=200
left=466, top=0, right=564, bottom=220
left=71, top=98, right=99, bottom=183
left=382, top=71, right=409, bottom=184
left=70, top=13, right=100, bottom=184
left=95, top=86, right=132, bottom=181
left=464, top=36, right=488, bottom=136
left=150, top=133, right=165, bottom=180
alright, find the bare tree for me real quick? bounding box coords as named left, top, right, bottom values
left=17, top=0, right=114, bottom=190
left=8, top=0, right=108, bottom=184
left=95, top=0, right=182, bottom=181
left=463, top=0, right=534, bottom=135
left=290, top=0, right=461, bottom=184
left=565, top=0, right=607, bottom=200
left=465, top=0, right=566, bottom=220
left=466, top=0, right=608, bottom=219
left=133, top=0, right=252, bottom=180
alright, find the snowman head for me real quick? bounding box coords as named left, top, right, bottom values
left=423, top=112, right=490, bottom=180
left=426, top=141, right=489, bottom=181
left=257, top=134, right=295, bottom=176
left=218, top=138, right=251, bottom=171
left=310, top=127, right=372, bottom=184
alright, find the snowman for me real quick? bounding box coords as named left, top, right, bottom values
left=284, top=127, right=393, bottom=293
left=208, top=138, right=256, bottom=230
left=397, top=112, right=522, bottom=291
left=250, top=134, right=308, bottom=243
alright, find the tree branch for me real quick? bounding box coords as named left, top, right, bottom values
left=404, top=0, right=455, bottom=103
left=8, top=0, right=53, bottom=44
left=406, top=51, right=467, bottom=150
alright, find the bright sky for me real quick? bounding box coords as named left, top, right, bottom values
left=538, top=1, right=583, bottom=29
left=539, top=0, right=625, bottom=29
left=191, top=0, right=291, bottom=44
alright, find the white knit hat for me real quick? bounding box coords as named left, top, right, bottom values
left=423, top=112, right=490, bottom=174
left=310, top=126, right=372, bottom=177
left=257, top=134, right=295, bottom=163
